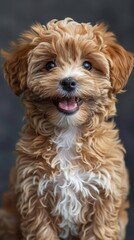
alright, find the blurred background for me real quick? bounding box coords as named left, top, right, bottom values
left=0, top=0, right=134, bottom=238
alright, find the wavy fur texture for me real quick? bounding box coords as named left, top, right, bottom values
left=0, top=18, right=133, bottom=240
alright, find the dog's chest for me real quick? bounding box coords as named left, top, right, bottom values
left=38, top=129, right=111, bottom=239
left=50, top=129, right=82, bottom=238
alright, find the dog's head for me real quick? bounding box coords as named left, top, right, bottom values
left=2, top=18, right=133, bottom=128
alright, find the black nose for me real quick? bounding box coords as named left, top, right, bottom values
left=60, top=77, right=76, bottom=92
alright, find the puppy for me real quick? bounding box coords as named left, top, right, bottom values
left=0, top=18, right=133, bottom=240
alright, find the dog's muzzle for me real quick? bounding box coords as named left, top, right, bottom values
left=52, top=77, right=83, bottom=115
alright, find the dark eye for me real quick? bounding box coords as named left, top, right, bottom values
left=82, top=61, right=92, bottom=70
left=46, top=61, right=56, bottom=71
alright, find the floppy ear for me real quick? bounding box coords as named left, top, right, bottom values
left=94, top=23, right=134, bottom=93
left=1, top=23, right=46, bottom=96
left=1, top=44, right=32, bottom=96
left=106, top=42, right=134, bottom=93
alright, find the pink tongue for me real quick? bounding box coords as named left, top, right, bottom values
left=58, top=97, right=77, bottom=111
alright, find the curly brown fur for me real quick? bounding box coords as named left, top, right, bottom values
left=0, top=18, right=133, bottom=240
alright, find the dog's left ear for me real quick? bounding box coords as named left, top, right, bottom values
left=94, top=23, right=134, bottom=93
left=105, top=41, right=134, bottom=93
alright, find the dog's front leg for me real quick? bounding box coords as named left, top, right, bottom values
left=15, top=157, right=60, bottom=240
left=80, top=196, right=126, bottom=240
left=17, top=181, right=60, bottom=240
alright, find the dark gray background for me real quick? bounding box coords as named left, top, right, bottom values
left=0, top=0, right=134, bottom=239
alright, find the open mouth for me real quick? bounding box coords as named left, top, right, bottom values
left=53, top=97, right=83, bottom=115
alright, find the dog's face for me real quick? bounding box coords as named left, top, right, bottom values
left=2, top=19, right=133, bottom=128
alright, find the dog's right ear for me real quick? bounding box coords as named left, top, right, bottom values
left=1, top=44, right=31, bottom=96
left=1, top=23, right=46, bottom=96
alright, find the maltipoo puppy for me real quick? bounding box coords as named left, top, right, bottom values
left=0, top=18, right=133, bottom=240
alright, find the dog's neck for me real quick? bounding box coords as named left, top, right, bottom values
left=50, top=127, right=79, bottom=169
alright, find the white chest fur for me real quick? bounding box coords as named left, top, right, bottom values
left=38, top=128, right=112, bottom=239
